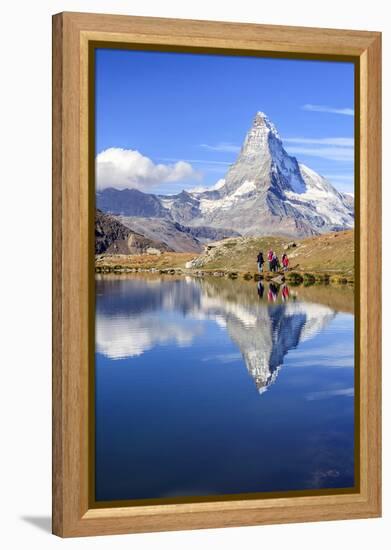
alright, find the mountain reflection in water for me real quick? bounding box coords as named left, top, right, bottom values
left=95, top=275, right=355, bottom=501
left=96, top=276, right=342, bottom=394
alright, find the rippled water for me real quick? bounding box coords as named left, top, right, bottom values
left=95, top=275, right=355, bottom=502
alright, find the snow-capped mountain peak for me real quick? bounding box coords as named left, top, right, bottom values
left=254, top=111, right=280, bottom=137
left=240, top=111, right=280, bottom=158
left=97, top=111, right=354, bottom=238
left=220, top=110, right=306, bottom=198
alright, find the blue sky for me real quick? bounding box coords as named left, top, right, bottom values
left=95, top=49, right=355, bottom=195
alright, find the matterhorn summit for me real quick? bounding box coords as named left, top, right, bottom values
left=239, top=111, right=281, bottom=159
left=173, top=110, right=354, bottom=236
left=220, top=111, right=307, bottom=199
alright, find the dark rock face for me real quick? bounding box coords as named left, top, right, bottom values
left=96, top=206, right=240, bottom=254
left=118, top=217, right=204, bottom=253
left=95, top=209, right=131, bottom=254
left=95, top=209, right=172, bottom=255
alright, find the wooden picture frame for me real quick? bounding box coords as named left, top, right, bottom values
left=52, top=11, right=381, bottom=537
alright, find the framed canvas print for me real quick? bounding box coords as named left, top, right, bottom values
left=52, top=12, right=381, bottom=537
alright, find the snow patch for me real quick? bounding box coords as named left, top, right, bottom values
left=198, top=180, right=255, bottom=214
left=232, top=180, right=256, bottom=197
left=283, top=163, right=354, bottom=228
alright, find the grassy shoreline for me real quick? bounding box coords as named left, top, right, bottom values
left=95, top=229, right=355, bottom=286
left=95, top=256, right=353, bottom=286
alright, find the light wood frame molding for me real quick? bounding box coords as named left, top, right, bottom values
left=52, top=11, right=382, bottom=538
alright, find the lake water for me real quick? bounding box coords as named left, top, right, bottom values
left=95, top=275, right=355, bottom=502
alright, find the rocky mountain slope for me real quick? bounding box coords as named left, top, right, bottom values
left=117, top=216, right=240, bottom=253
left=95, top=209, right=172, bottom=255
left=118, top=217, right=203, bottom=253
left=97, top=111, right=354, bottom=239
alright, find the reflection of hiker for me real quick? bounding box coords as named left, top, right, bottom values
left=282, top=253, right=289, bottom=271
left=268, top=283, right=279, bottom=302
left=267, top=249, right=273, bottom=271
left=272, top=253, right=280, bottom=272
left=257, top=251, right=264, bottom=273
left=257, top=281, right=264, bottom=299
left=281, top=284, right=290, bottom=301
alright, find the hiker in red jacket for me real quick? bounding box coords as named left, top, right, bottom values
left=282, top=253, right=289, bottom=271
left=267, top=249, right=273, bottom=271
left=282, top=284, right=290, bottom=301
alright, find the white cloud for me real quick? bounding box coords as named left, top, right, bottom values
left=302, top=104, right=354, bottom=116
left=96, top=148, right=200, bottom=191
left=285, top=146, right=354, bottom=162
left=200, top=142, right=240, bottom=153
left=283, top=137, right=354, bottom=147
left=202, top=352, right=242, bottom=363
left=305, top=387, right=354, bottom=400
left=96, top=312, right=203, bottom=359
left=159, top=157, right=231, bottom=166
left=283, top=136, right=354, bottom=163
left=201, top=166, right=229, bottom=175
left=293, top=359, right=354, bottom=368
left=323, top=174, right=354, bottom=181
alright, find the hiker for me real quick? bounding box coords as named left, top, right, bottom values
left=268, top=283, right=279, bottom=302
left=257, top=281, right=264, bottom=299
left=267, top=249, right=274, bottom=271
left=257, top=251, right=264, bottom=273
left=281, top=284, right=290, bottom=301
left=282, top=253, right=289, bottom=271
left=272, top=252, right=280, bottom=272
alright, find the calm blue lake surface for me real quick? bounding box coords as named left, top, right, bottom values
left=95, top=276, right=355, bottom=502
